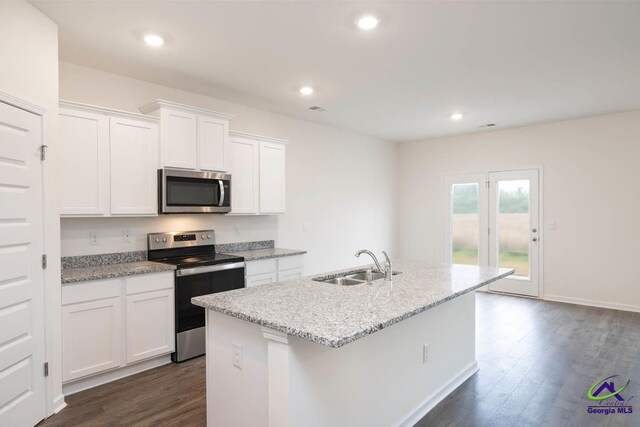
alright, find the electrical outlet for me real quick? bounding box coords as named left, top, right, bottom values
left=122, top=229, right=132, bottom=244
left=89, top=231, right=99, bottom=246
left=234, top=225, right=240, bottom=236
left=232, top=343, right=243, bottom=369
left=303, top=221, right=310, bottom=232
left=422, top=344, right=430, bottom=364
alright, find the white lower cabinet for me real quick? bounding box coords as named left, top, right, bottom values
left=126, top=289, right=174, bottom=364
left=62, top=296, right=123, bottom=383
left=245, top=255, right=304, bottom=287
left=62, top=271, right=174, bottom=385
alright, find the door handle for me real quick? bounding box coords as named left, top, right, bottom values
left=218, top=180, right=225, bottom=207
left=532, top=237, right=538, bottom=242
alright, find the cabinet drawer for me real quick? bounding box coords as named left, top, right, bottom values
left=245, top=259, right=277, bottom=276
left=277, top=268, right=303, bottom=282
left=246, top=271, right=278, bottom=288
left=277, top=255, right=303, bottom=271
left=126, top=272, right=174, bottom=295
left=62, top=278, right=123, bottom=305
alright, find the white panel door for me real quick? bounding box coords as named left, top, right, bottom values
left=59, top=108, right=109, bottom=215
left=228, top=137, right=259, bottom=214
left=259, top=142, right=285, bottom=214
left=161, top=108, right=197, bottom=169
left=198, top=116, right=228, bottom=172
left=109, top=117, right=158, bottom=215
left=0, top=102, right=46, bottom=427
left=126, top=290, right=174, bottom=364
left=488, top=169, right=540, bottom=297
left=62, top=297, right=123, bottom=382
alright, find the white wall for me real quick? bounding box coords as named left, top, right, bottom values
left=0, top=0, right=63, bottom=415
left=398, top=110, right=640, bottom=311
left=59, top=62, right=398, bottom=275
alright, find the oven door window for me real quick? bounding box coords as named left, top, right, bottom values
left=175, top=272, right=213, bottom=333
left=166, top=176, right=219, bottom=207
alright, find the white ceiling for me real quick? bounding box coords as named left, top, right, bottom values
left=32, top=1, right=640, bottom=142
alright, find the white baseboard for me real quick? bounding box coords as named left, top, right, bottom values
left=544, top=294, right=640, bottom=313
left=394, top=360, right=479, bottom=427
left=62, top=354, right=172, bottom=396
left=52, top=393, right=66, bottom=414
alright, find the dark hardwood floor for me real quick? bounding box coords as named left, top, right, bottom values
left=40, top=293, right=640, bottom=427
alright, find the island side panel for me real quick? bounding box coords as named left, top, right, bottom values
left=206, top=310, right=269, bottom=427
left=288, top=291, right=477, bottom=427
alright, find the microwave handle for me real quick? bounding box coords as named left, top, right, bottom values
left=218, top=180, right=225, bottom=207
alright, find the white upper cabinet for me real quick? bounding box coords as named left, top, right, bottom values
left=228, top=135, right=260, bottom=214
left=140, top=100, right=233, bottom=172
left=59, top=108, right=109, bottom=215
left=59, top=101, right=159, bottom=217
left=228, top=131, right=287, bottom=215
left=161, top=108, right=197, bottom=169
left=259, top=141, right=286, bottom=214
left=109, top=117, right=159, bottom=215
left=198, top=116, right=229, bottom=172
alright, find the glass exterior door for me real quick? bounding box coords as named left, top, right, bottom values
left=444, top=169, right=540, bottom=297
left=488, top=169, right=540, bottom=297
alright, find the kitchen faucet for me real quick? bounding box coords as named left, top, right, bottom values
left=355, top=249, right=393, bottom=281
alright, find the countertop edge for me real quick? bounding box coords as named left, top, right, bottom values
left=192, top=268, right=514, bottom=348
left=61, top=262, right=176, bottom=284
left=223, top=249, right=307, bottom=261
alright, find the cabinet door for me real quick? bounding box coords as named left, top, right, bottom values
left=259, top=141, right=286, bottom=214
left=126, top=289, right=174, bottom=364
left=62, top=297, right=123, bottom=382
left=59, top=108, right=109, bottom=215
left=228, top=137, right=259, bottom=214
left=161, top=108, right=197, bottom=169
left=198, top=116, right=228, bottom=172
left=109, top=117, right=159, bottom=215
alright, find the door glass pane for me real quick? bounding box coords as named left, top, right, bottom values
left=451, top=183, right=479, bottom=265
left=497, top=180, right=530, bottom=277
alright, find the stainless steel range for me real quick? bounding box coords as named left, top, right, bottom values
left=148, top=230, right=245, bottom=362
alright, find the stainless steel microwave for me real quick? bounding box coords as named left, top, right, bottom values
left=158, top=168, right=231, bottom=214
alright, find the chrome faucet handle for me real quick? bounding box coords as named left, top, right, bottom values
left=381, top=251, right=392, bottom=281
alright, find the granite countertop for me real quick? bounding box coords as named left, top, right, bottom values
left=222, top=248, right=307, bottom=261
left=192, top=261, right=513, bottom=348
left=61, top=251, right=175, bottom=284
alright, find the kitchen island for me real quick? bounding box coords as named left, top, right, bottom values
left=192, top=261, right=513, bottom=427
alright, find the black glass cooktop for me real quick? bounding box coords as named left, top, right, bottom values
left=152, top=253, right=244, bottom=269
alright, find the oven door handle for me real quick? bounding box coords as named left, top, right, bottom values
left=176, top=262, right=245, bottom=277
left=218, top=180, right=225, bottom=207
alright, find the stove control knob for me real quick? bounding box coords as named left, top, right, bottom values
left=162, top=237, right=167, bottom=243
left=155, top=238, right=160, bottom=243
left=207, top=234, right=212, bottom=239
left=201, top=234, right=206, bottom=240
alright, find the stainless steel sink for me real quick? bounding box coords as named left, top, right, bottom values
left=313, top=270, right=400, bottom=286
left=324, top=277, right=366, bottom=286
left=346, top=271, right=386, bottom=281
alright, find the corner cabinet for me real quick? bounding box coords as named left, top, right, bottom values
left=228, top=131, right=288, bottom=215
left=59, top=101, right=159, bottom=217
left=139, top=100, right=233, bottom=172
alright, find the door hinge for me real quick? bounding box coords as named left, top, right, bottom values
left=486, top=181, right=490, bottom=188
left=40, top=144, right=48, bottom=161
left=42, top=254, right=47, bottom=269
left=44, top=362, right=49, bottom=377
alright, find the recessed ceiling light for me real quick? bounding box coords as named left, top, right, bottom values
left=300, top=86, right=314, bottom=96
left=144, top=33, right=164, bottom=47
left=450, top=113, right=464, bottom=120
left=357, top=15, right=379, bottom=30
